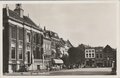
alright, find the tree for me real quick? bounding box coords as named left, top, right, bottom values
left=68, top=47, right=85, bottom=67
left=61, top=54, right=69, bottom=67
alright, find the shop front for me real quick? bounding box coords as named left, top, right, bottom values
left=51, top=59, right=64, bottom=70
left=85, top=59, right=96, bottom=68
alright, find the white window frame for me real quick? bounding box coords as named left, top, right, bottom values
left=11, top=44, right=16, bottom=60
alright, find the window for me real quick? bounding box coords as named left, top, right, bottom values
left=11, top=47, right=16, bottom=59
left=47, top=44, right=48, bottom=50
left=92, top=53, right=94, bottom=57
left=27, top=51, right=30, bottom=64
left=86, top=54, right=88, bottom=58
left=96, top=54, right=99, bottom=58
left=44, top=44, right=46, bottom=52
left=11, top=26, right=17, bottom=39
left=100, top=54, right=102, bottom=58
left=27, top=33, right=30, bottom=42
left=36, top=33, right=39, bottom=44
left=92, top=50, right=94, bottom=52
left=37, top=65, right=40, bottom=70
left=48, top=44, right=51, bottom=50
left=54, top=33, right=58, bottom=37
left=43, top=44, right=45, bottom=51
left=19, top=41, right=23, bottom=46
left=27, top=43, right=30, bottom=50
left=36, top=33, right=41, bottom=44
left=18, top=48, right=23, bottom=59
left=33, top=48, right=36, bottom=59
left=34, top=47, right=41, bottom=59
left=89, top=50, right=91, bottom=52
left=36, top=47, right=39, bottom=59
left=19, top=28, right=23, bottom=40
left=89, top=54, right=91, bottom=58
left=33, top=33, right=36, bottom=43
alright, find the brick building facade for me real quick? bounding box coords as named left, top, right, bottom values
left=84, top=48, right=96, bottom=67
left=3, top=4, right=74, bottom=73
left=84, top=46, right=116, bottom=68
left=3, top=4, right=43, bottom=73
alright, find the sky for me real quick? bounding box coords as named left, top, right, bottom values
left=5, top=2, right=117, bottom=48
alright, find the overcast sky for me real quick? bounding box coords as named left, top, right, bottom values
left=6, top=2, right=117, bottom=48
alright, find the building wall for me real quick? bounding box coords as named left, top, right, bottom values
left=85, top=49, right=95, bottom=58
left=51, top=39, right=60, bottom=59
left=3, top=15, right=9, bottom=73
left=95, top=48, right=104, bottom=67
left=103, top=45, right=116, bottom=67
left=84, top=49, right=96, bottom=67
left=43, top=38, right=51, bottom=56
left=3, top=13, right=43, bottom=73
left=6, top=20, right=24, bottom=73
left=103, top=51, right=114, bottom=67
left=43, top=38, right=51, bottom=68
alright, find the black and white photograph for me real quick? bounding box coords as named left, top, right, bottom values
left=1, top=0, right=119, bottom=76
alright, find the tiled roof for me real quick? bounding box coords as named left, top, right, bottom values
left=95, top=47, right=104, bottom=50
left=9, top=9, right=23, bottom=22
left=8, top=8, right=38, bottom=28
left=46, top=30, right=59, bottom=39
left=23, top=16, right=37, bottom=27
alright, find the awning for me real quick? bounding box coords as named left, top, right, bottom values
left=53, top=59, right=63, bottom=64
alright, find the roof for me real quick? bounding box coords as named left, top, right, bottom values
left=65, top=40, right=73, bottom=47
left=58, top=38, right=66, bottom=47
left=94, top=47, right=104, bottom=50
left=23, top=16, right=37, bottom=27
left=85, top=48, right=95, bottom=50
left=103, top=45, right=115, bottom=53
left=4, top=8, right=40, bottom=29
left=9, top=9, right=23, bottom=22
left=46, top=30, right=59, bottom=39
left=78, top=44, right=91, bottom=49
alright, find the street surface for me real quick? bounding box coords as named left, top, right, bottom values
left=48, top=68, right=113, bottom=75
left=4, top=68, right=115, bottom=76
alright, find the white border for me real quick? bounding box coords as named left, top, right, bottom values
left=0, top=0, right=119, bottom=78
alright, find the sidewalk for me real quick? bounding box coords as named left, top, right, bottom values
left=4, top=70, right=50, bottom=76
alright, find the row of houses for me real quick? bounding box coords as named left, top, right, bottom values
left=3, top=4, right=73, bottom=73
left=3, top=4, right=116, bottom=73
left=78, top=44, right=116, bottom=68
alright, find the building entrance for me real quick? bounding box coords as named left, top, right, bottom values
left=27, top=52, right=31, bottom=64
left=86, top=59, right=95, bottom=67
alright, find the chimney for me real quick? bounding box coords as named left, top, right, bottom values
left=5, top=4, right=9, bottom=16
left=14, top=4, right=24, bottom=18
left=44, top=26, right=46, bottom=31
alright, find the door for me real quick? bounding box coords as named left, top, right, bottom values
left=27, top=52, right=30, bottom=64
